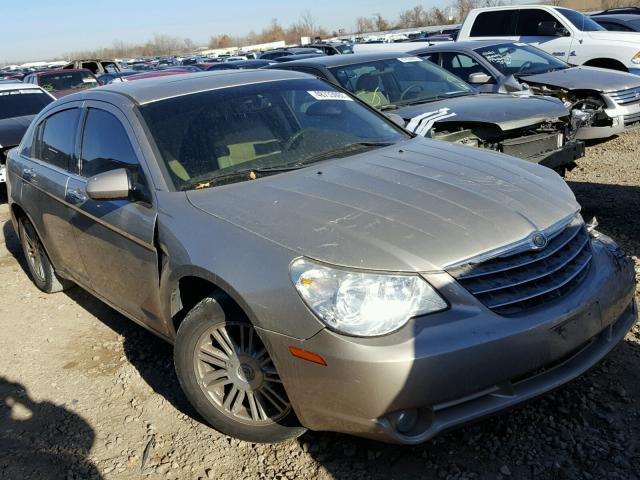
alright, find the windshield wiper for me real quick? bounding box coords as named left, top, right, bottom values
left=185, top=166, right=299, bottom=190
left=380, top=104, right=399, bottom=111
left=183, top=142, right=394, bottom=190
left=296, top=141, right=395, bottom=167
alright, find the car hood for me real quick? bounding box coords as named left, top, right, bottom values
left=0, top=115, right=34, bottom=149
left=186, top=138, right=579, bottom=272
left=395, top=94, right=568, bottom=131
left=521, top=66, right=640, bottom=93
left=585, top=30, right=640, bottom=46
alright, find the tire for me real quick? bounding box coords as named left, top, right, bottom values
left=174, top=292, right=306, bottom=443
left=18, top=217, right=73, bottom=293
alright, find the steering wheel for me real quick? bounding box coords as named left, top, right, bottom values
left=283, top=129, right=311, bottom=152
left=400, top=84, right=425, bottom=101
left=517, top=61, right=533, bottom=74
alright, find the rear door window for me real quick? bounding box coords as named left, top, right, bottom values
left=34, top=109, right=80, bottom=170
left=516, top=9, right=560, bottom=35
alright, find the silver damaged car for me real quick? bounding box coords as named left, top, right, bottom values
left=6, top=70, right=636, bottom=444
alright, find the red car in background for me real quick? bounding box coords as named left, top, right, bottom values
left=23, top=69, right=100, bottom=98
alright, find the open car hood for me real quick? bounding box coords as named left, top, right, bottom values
left=186, top=137, right=579, bottom=272
left=394, top=94, right=568, bottom=132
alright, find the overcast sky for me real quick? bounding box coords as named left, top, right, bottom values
left=2, top=0, right=455, bottom=63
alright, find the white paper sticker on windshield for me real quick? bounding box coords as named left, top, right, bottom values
left=308, top=91, right=353, bottom=101
left=0, top=89, right=41, bottom=96
left=398, top=56, right=423, bottom=63
left=82, top=78, right=96, bottom=83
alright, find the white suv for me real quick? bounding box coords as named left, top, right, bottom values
left=458, top=5, right=640, bottom=75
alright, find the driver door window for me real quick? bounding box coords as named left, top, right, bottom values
left=440, top=52, right=492, bottom=83
left=80, top=108, right=146, bottom=187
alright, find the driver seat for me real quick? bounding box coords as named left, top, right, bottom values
left=354, top=74, right=390, bottom=108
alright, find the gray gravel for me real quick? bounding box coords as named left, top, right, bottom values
left=0, top=132, right=639, bottom=480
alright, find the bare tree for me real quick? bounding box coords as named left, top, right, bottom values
left=398, top=6, right=430, bottom=28
left=454, top=0, right=478, bottom=22
left=356, top=16, right=375, bottom=33
left=208, top=34, right=234, bottom=49
left=373, top=13, right=390, bottom=31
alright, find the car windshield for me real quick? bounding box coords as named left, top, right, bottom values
left=39, top=71, right=98, bottom=92
left=0, top=89, right=53, bottom=120
left=474, top=43, right=570, bottom=76
left=139, top=78, right=408, bottom=191
left=335, top=44, right=354, bottom=54
left=328, top=57, right=474, bottom=109
left=555, top=8, right=606, bottom=31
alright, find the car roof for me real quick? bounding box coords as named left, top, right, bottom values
left=36, top=68, right=92, bottom=76
left=410, top=39, right=511, bottom=53
left=274, top=52, right=413, bottom=68
left=592, top=14, right=640, bottom=22
left=0, top=82, right=43, bottom=92
left=95, top=69, right=313, bottom=105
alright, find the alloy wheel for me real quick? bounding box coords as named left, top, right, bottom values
left=193, top=322, right=291, bottom=426
left=22, top=223, right=46, bottom=282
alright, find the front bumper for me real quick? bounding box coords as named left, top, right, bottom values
left=532, top=139, right=584, bottom=171
left=576, top=99, right=640, bottom=140
left=262, top=236, right=636, bottom=444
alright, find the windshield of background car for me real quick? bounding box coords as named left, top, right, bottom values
left=556, top=8, right=606, bottom=31
left=328, top=57, right=474, bottom=109
left=335, top=44, right=354, bottom=54
left=474, top=43, right=570, bottom=76
left=39, top=71, right=98, bottom=92
left=139, top=78, right=408, bottom=191
left=0, top=89, right=53, bottom=120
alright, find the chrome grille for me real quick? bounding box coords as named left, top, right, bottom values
left=624, top=111, right=640, bottom=127
left=609, top=87, right=640, bottom=106
left=447, top=221, right=592, bottom=315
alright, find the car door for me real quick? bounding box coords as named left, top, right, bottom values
left=65, top=102, right=163, bottom=330
left=515, top=9, right=575, bottom=63
left=19, top=104, right=88, bottom=283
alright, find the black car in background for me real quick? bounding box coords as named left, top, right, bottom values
left=0, top=83, right=55, bottom=183
left=258, top=47, right=323, bottom=60
left=591, top=14, right=640, bottom=32
left=205, top=60, right=273, bottom=71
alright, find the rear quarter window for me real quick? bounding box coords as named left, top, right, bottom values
left=470, top=11, right=517, bottom=36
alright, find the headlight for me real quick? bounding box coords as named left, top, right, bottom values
left=290, top=258, right=447, bottom=336
left=632, top=52, right=640, bottom=65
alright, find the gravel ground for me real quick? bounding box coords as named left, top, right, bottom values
left=1, top=132, right=639, bottom=480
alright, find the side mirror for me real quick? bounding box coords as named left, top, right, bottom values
left=86, top=168, right=131, bottom=200
left=385, top=112, right=406, bottom=128
left=537, top=21, right=567, bottom=36
left=468, top=72, right=493, bottom=84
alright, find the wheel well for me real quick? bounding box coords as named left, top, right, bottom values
left=583, top=58, right=628, bottom=72
left=11, top=203, right=27, bottom=223
left=171, top=276, right=242, bottom=334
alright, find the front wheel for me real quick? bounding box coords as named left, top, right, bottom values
left=174, top=293, right=306, bottom=443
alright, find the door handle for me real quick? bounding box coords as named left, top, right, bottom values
left=22, top=168, right=36, bottom=181
left=67, top=189, right=87, bottom=203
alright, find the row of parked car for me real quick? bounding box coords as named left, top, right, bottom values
left=1, top=3, right=638, bottom=447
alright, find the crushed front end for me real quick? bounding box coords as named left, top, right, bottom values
left=428, top=116, right=584, bottom=174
